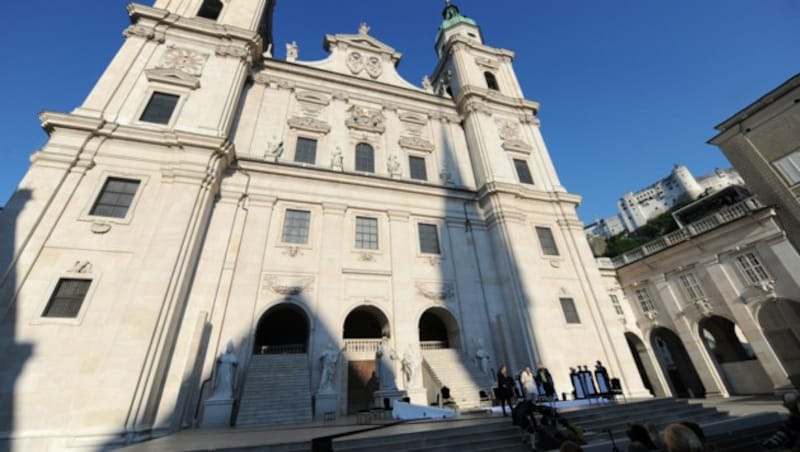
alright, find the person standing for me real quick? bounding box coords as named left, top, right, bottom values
left=536, top=362, right=556, bottom=400
left=520, top=366, right=537, bottom=401
left=496, top=364, right=513, bottom=416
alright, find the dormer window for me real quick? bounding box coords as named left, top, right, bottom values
left=484, top=72, right=499, bottom=91
left=197, top=0, right=223, bottom=20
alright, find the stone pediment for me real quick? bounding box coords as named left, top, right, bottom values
left=145, top=68, right=200, bottom=89
left=298, top=24, right=420, bottom=90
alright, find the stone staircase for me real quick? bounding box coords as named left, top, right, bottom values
left=422, top=349, right=495, bottom=410
left=330, top=398, right=785, bottom=452
left=235, top=354, right=312, bottom=427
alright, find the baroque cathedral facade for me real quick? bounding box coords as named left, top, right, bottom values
left=0, top=0, right=649, bottom=449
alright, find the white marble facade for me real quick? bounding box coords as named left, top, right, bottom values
left=0, top=1, right=648, bottom=449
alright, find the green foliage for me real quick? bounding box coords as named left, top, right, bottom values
left=602, top=206, right=686, bottom=258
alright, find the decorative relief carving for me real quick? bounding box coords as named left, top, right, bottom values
left=475, top=56, right=500, bottom=69
left=415, top=282, right=454, bottom=301
left=346, top=52, right=383, bottom=79
left=358, top=252, right=376, bottom=262
left=426, top=256, right=441, bottom=266
left=644, top=310, right=659, bottom=322
left=296, top=91, right=330, bottom=117
left=90, top=221, right=112, bottom=234
left=398, top=136, right=434, bottom=153
left=263, top=275, right=314, bottom=296
left=68, top=261, right=93, bottom=274
left=215, top=44, right=252, bottom=63
left=332, top=91, right=350, bottom=101
left=346, top=105, right=385, bottom=133
left=398, top=112, right=428, bottom=126
left=123, top=25, right=165, bottom=42
left=387, top=154, right=401, bottom=178
left=288, top=116, right=331, bottom=134
left=495, top=117, right=532, bottom=152
left=282, top=246, right=304, bottom=258
left=439, top=169, right=454, bottom=186
left=158, top=46, right=208, bottom=77
left=694, top=298, right=714, bottom=317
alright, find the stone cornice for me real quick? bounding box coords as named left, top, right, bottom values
left=127, top=3, right=261, bottom=62
left=477, top=181, right=581, bottom=206
left=456, top=86, right=540, bottom=117
left=255, top=59, right=459, bottom=116
left=431, top=35, right=515, bottom=82
left=235, top=158, right=476, bottom=202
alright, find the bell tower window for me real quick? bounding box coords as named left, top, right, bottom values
left=484, top=72, right=499, bottom=91
left=197, top=0, right=223, bottom=21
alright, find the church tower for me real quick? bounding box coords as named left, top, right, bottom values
left=429, top=2, right=649, bottom=396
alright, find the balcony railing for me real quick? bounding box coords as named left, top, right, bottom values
left=611, top=197, right=764, bottom=268
left=420, top=341, right=449, bottom=350
left=344, top=339, right=383, bottom=353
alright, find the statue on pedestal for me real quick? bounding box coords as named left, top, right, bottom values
left=375, top=337, right=398, bottom=390
left=318, top=344, right=340, bottom=393
left=475, top=339, right=491, bottom=377
left=401, top=345, right=422, bottom=388
left=209, top=342, right=238, bottom=400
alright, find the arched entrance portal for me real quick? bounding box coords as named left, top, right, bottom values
left=651, top=327, right=706, bottom=398
left=342, top=306, right=390, bottom=414
left=418, top=307, right=460, bottom=350
left=624, top=332, right=664, bottom=396
left=343, top=306, right=389, bottom=339
left=758, top=299, right=800, bottom=388
left=699, top=315, right=770, bottom=394
left=253, top=303, right=309, bottom=354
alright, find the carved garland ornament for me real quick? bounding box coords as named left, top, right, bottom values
left=415, top=282, right=455, bottom=301
left=346, top=105, right=385, bottom=133
left=288, top=116, right=332, bottom=134
left=495, top=117, right=532, bottom=153
left=264, top=276, right=314, bottom=296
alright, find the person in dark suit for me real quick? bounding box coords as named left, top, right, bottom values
left=496, top=364, right=513, bottom=416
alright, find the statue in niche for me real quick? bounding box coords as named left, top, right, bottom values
left=318, top=344, right=340, bottom=393
left=387, top=154, right=401, bottom=178
left=209, top=342, right=238, bottom=400
left=375, top=337, right=398, bottom=390
left=264, top=137, right=284, bottom=162
left=331, top=147, right=344, bottom=171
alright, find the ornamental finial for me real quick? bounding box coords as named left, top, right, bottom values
left=359, top=22, right=370, bottom=35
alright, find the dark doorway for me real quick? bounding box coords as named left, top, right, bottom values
left=418, top=307, right=460, bottom=350
left=347, top=360, right=377, bottom=414
left=651, top=327, right=706, bottom=398
left=700, top=316, right=755, bottom=363
left=253, top=303, right=308, bottom=354
left=343, top=306, right=388, bottom=339
left=758, top=299, right=800, bottom=388
left=625, top=332, right=655, bottom=396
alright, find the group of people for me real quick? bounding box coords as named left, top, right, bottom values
left=495, top=362, right=557, bottom=416
left=569, top=361, right=612, bottom=400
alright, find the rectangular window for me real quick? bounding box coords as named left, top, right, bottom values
left=90, top=177, right=140, bottom=218
left=355, top=217, right=378, bottom=250
left=634, top=288, right=656, bottom=313
left=418, top=223, right=440, bottom=254
left=535, top=226, right=559, bottom=256
left=560, top=297, right=581, bottom=324
left=610, top=293, right=624, bottom=316
left=513, top=159, right=534, bottom=184
left=42, top=278, right=91, bottom=318
left=294, top=137, right=317, bottom=164
left=678, top=272, right=705, bottom=301
left=140, top=92, right=179, bottom=124
left=773, top=150, right=800, bottom=186
left=409, top=156, right=427, bottom=181
left=355, top=144, right=375, bottom=173
left=736, top=252, right=770, bottom=284
left=281, top=209, right=311, bottom=244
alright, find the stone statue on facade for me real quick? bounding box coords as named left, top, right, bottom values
left=401, top=344, right=422, bottom=388
left=265, top=137, right=284, bottom=162
left=286, top=41, right=299, bottom=62
left=318, top=344, right=340, bottom=393
left=331, top=147, right=344, bottom=171
left=375, top=337, right=398, bottom=390
left=209, top=342, right=238, bottom=400
left=387, top=154, right=401, bottom=178
left=422, top=75, right=433, bottom=93
left=475, top=340, right=491, bottom=377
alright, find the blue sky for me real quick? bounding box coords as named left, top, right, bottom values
left=0, top=1, right=797, bottom=222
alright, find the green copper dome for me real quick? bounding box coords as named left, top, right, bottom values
left=436, top=2, right=478, bottom=43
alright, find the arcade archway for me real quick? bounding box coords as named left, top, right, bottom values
left=343, top=305, right=390, bottom=339
left=418, top=307, right=460, bottom=350
left=699, top=315, right=770, bottom=394
left=253, top=303, right=309, bottom=354
left=342, top=306, right=390, bottom=415
left=758, top=299, right=800, bottom=388
left=651, top=327, right=706, bottom=398
left=624, top=332, right=663, bottom=396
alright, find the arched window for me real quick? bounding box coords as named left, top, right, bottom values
left=484, top=72, right=499, bottom=91
left=197, top=0, right=223, bottom=20
left=355, top=143, right=375, bottom=173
